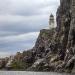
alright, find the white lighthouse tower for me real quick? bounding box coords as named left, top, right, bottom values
left=49, top=14, right=55, bottom=29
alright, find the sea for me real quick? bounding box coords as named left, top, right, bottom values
left=0, top=71, right=74, bottom=75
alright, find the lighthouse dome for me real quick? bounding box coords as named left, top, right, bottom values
left=50, top=14, right=54, bottom=17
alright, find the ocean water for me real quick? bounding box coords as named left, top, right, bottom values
left=0, top=71, right=74, bottom=75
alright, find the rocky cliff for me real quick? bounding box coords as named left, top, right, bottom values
left=55, top=0, right=75, bottom=73
left=28, top=0, right=75, bottom=73
left=4, top=0, right=75, bottom=73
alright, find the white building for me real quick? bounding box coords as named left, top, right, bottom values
left=49, top=14, right=55, bottom=29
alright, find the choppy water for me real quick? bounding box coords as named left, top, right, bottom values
left=0, top=71, right=74, bottom=75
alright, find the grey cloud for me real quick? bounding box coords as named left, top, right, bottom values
left=0, top=15, right=48, bottom=37
left=0, top=0, right=60, bottom=57
left=0, top=32, right=39, bottom=52
left=0, top=0, right=59, bottom=16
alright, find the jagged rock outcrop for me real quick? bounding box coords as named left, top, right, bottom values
left=54, top=0, right=75, bottom=73
left=32, top=29, right=56, bottom=59
left=28, top=0, right=75, bottom=72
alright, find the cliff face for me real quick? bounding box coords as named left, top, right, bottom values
left=33, top=29, right=56, bottom=58
left=6, top=0, right=75, bottom=73
left=56, top=0, right=71, bottom=50
left=56, top=0, right=75, bottom=54
left=56, top=0, right=75, bottom=72
left=29, top=0, right=75, bottom=72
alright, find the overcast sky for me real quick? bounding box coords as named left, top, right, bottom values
left=0, top=0, right=60, bottom=58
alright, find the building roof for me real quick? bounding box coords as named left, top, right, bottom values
left=50, top=14, right=54, bottom=17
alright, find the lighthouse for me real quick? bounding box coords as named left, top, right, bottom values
left=49, top=14, right=55, bottom=29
